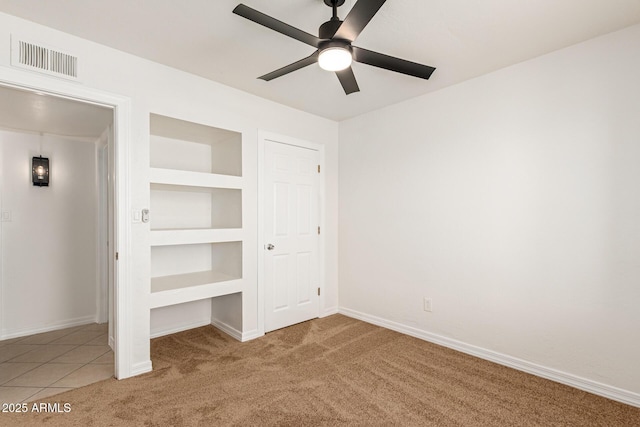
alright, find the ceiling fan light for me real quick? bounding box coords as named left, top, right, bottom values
left=318, top=47, right=352, bottom=71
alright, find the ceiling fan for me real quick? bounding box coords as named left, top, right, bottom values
left=232, top=0, right=436, bottom=95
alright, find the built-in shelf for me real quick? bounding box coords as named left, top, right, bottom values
left=150, top=183, right=241, bottom=231
left=151, top=241, right=242, bottom=277
left=150, top=228, right=243, bottom=246
left=150, top=168, right=242, bottom=189
left=150, top=114, right=242, bottom=176
left=152, top=270, right=238, bottom=293
left=149, top=218, right=243, bottom=309
left=150, top=272, right=242, bottom=309
left=149, top=113, right=245, bottom=313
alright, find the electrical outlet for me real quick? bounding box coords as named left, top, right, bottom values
left=423, top=297, right=432, bottom=312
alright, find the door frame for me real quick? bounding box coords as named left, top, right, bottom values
left=257, top=130, right=326, bottom=336
left=0, top=67, right=134, bottom=379
left=96, top=129, right=110, bottom=324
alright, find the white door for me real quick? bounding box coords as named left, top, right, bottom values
left=264, top=139, right=320, bottom=332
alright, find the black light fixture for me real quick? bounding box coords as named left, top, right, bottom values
left=32, top=156, right=49, bottom=187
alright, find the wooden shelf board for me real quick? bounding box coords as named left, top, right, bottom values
left=150, top=271, right=242, bottom=309
left=150, top=168, right=242, bottom=189
left=150, top=228, right=243, bottom=246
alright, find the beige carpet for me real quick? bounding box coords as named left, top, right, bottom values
left=3, top=314, right=639, bottom=426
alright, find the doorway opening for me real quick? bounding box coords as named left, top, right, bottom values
left=0, top=84, right=115, bottom=402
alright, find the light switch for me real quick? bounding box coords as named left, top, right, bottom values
left=1, top=211, right=11, bottom=222
left=132, top=209, right=141, bottom=223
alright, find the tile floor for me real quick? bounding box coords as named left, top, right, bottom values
left=0, top=323, right=113, bottom=403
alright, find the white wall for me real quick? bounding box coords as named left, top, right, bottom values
left=0, top=130, right=98, bottom=337
left=0, top=11, right=339, bottom=373
left=339, top=23, right=640, bottom=398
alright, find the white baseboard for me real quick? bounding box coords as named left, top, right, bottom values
left=321, top=306, right=339, bottom=317
left=0, top=315, right=97, bottom=340
left=240, top=329, right=264, bottom=342
left=339, top=307, right=640, bottom=408
left=129, top=360, right=153, bottom=377
left=149, top=317, right=261, bottom=343
left=150, top=319, right=211, bottom=339
left=210, top=318, right=243, bottom=341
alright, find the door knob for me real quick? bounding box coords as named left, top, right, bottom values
left=266, top=244, right=275, bottom=250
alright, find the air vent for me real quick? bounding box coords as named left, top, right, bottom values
left=11, top=36, right=79, bottom=81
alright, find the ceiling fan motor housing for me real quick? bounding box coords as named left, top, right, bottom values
left=323, top=0, right=346, bottom=7
left=319, top=19, right=344, bottom=40
left=319, top=39, right=352, bottom=53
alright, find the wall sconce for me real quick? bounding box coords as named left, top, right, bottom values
left=32, top=156, right=50, bottom=187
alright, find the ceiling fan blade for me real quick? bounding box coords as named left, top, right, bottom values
left=333, top=0, right=387, bottom=42
left=233, top=4, right=321, bottom=48
left=335, top=67, right=360, bottom=95
left=352, top=46, right=436, bottom=79
left=258, top=52, right=319, bottom=81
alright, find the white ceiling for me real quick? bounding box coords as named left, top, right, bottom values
left=1, top=0, right=639, bottom=121
left=0, top=85, right=113, bottom=138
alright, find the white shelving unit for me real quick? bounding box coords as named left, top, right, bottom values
left=149, top=114, right=244, bottom=310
